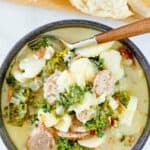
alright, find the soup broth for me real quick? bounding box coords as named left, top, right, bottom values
left=1, top=27, right=149, bottom=150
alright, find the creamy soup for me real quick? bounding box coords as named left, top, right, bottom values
left=1, top=27, right=149, bottom=150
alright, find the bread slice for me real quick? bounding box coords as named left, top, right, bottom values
left=69, top=0, right=133, bottom=19
left=128, top=0, right=150, bottom=17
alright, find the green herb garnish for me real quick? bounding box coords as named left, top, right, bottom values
left=6, top=74, right=16, bottom=86
left=85, top=101, right=112, bottom=137
left=33, top=97, right=52, bottom=113
left=28, top=35, right=66, bottom=51
left=56, top=137, right=90, bottom=150
left=90, top=57, right=105, bottom=70
left=30, top=114, right=39, bottom=127
left=115, top=80, right=120, bottom=86
left=120, top=135, right=126, bottom=142
left=43, top=48, right=69, bottom=75
left=113, top=91, right=130, bottom=108
left=57, top=84, right=85, bottom=109
left=3, top=88, right=30, bottom=126
left=4, top=103, right=28, bottom=126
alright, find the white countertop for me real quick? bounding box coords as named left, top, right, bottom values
left=0, top=1, right=150, bottom=149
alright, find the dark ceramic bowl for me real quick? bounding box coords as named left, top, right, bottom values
left=0, top=20, right=150, bottom=150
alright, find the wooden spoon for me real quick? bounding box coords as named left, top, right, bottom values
left=68, top=17, right=150, bottom=49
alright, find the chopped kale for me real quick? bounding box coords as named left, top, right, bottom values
left=4, top=103, right=28, bottom=126
left=97, top=128, right=104, bottom=138
left=119, top=135, right=135, bottom=146
left=30, top=114, right=39, bottom=127
left=90, top=57, right=105, bottom=70
left=43, top=48, right=69, bottom=75
left=113, top=91, right=130, bottom=108
left=6, top=74, right=16, bottom=86
left=115, top=80, right=120, bottom=86
left=84, top=84, right=93, bottom=93
left=3, top=88, right=30, bottom=126
left=57, top=84, right=85, bottom=109
left=33, top=97, right=52, bottom=113
left=120, top=135, right=126, bottom=142
left=85, top=101, right=113, bottom=137
left=11, top=88, right=30, bottom=104
left=28, top=35, right=66, bottom=51
left=56, top=137, right=90, bottom=150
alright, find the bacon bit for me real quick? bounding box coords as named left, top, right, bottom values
left=110, top=118, right=118, bottom=128
left=118, top=46, right=133, bottom=60
left=118, top=46, right=135, bottom=66
left=7, top=87, right=13, bottom=102
left=124, top=135, right=135, bottom=146
left=35, top=47, right=46, bottom=58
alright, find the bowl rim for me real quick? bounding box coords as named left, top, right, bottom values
left=0, top=19, right=150, bottom=150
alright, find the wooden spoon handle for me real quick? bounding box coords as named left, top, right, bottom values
left=96, top=18, right=150, bottom=43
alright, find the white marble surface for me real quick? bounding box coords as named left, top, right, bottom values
left=0, top=1, right=150, bottom=149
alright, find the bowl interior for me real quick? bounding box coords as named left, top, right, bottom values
left=0, top=20, right=150, bottom=150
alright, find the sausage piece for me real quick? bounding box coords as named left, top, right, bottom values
left=43, top=71, right=61, bottom=104
left=93, top=70, right=114, bottom=96
left=27, top=126, right=55, bottom=150
left=70, top=117, right=89, bottom=133
left=56, top=130, right=96, bottom=140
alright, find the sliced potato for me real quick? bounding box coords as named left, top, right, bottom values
left=55, top=114, right=72, bottom=132
left=43, top=46, right=55, bottom=60
left=108, top=97, right=119, bottom=110
left=70, top=58, right=98, bottom=86
left=97, top=94, right=107, bottom=104
left=76, top=41, right=119, bottom=57
left=56, top=70, right=75, bottom=93
left=69, top=92, right=98, bottom=113
left=78, top=135, right=105, bottom=148
left=120, top=96, right=138, bottom=126
left=100, top=50, right=124, bottom=82
left=19, top=56, right=45, bottom=78
left=12, top=55, right=45, bottom=82
left=38, top=110, right=59, bottom=128
left=12, top=68, right=28, bottom=83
